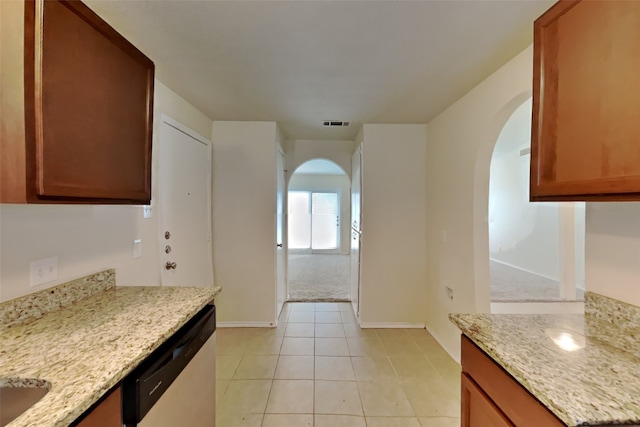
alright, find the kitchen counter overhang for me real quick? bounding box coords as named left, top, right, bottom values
left=0, top=280, right=221, bottom=427
left=450, top=293, right=640, bottom=426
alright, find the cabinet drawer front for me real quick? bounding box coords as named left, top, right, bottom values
left=531, top=0, right=640, bottom=200
left=461, top=336, right=565, bottom=427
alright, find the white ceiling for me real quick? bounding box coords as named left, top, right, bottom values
left=85, top=0, right=554, bottom=141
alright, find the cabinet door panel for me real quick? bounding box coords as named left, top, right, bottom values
left=75, top=387, right=121, bottom=427
left=531, top=0, right=640, bottom=200
left=25, top=0, right=154, bottom=203
left=462, top=373, right=513, bottom=427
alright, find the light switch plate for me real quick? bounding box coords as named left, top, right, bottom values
left=143, top=205, right=152, bottom=219
left=30, top=257, right=58, bottom=287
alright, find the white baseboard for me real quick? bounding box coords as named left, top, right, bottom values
left=359, top=322, right=426, bottom=329
left=490, top=258, right=559, bottom=282
left=426, top=326, right=461, bottom=365
left=217, top=322, right=276, bottom=328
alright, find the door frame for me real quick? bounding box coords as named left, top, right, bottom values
left=157, top=114, right=213, bottom=286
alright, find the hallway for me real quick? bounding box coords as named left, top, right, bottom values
left=216, top=302, right=461, bottom=427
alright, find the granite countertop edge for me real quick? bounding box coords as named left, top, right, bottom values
left=0, top=280, right=222, bottom=427
left=449, top=297, right=640, bottom=427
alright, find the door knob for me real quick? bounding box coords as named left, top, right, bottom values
left=165, top=261, right=177, bottom=270
left=277, top=243, right=283, bottom=248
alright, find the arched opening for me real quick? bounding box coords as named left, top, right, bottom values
left=287, top=158, right=351, bottom=301
left=485, top=97, right=585, bottom=312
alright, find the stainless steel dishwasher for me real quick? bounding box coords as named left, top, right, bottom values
left=123, top=304, right=216, bottom=427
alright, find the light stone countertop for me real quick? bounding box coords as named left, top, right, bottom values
left=450, top=293, right=640, bottom=426
left=0, top=273, right=221, bottom=427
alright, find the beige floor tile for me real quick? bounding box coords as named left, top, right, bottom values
left=340, top=311, right=359, bottom=324
left=290, top=302, right=316, bottom=312
left=357, top=380, right=414, bottom=417
left=219, top=380, right=272, bottom=413
left=217, top=335, right=249, bottom=356
left=281, top=337, right=315, bottom=355
left=262, top=414, right=313, bottom=427
left=233, top=355, right=278, bottom=379
left=217, top=354, right=243, bottom=379
left=274, top=355, right=315, bottom=379
left=316, top=323, right=346, bottom=338
left=216, top=380, right=230, bottom=405
left=286, top=322, right=316, bottom=337
left=381, top=337, right=425, bottom=357
left=418, top=416, right=461, bottom=427
left=351, top=356, right=398, bottom=382
left=402, top=378, right=460, bottom=417
left=315, top=311, right=343, bottom=323
left=278, top=309, right=290, bottom=322
left=244, top=335, right=283, bottom=355
left=315, top=356, right=355, bottom=380
left=338, top=303, right=355, bottom=312
left=266, top=380, right=315, bottom=413
left=315, top=414, right=366, bottom=427
left=315, top=380, right=363, bottom=416
left=315, top=337, right=350, bottom=356
left=366, top=416, right=422, bottom=427
left=289, top=311, right=316, bottom=323
left=315, top=302, right=341, bottom=311
left=347, top=337, right=386, bottom=356
left=390, top=356, right=440, bottom=380
left=375, top=329, right=409, bottom=339
left=343, top=324, right=378, bottom=338
left=215, top=410, right=263, bottom=427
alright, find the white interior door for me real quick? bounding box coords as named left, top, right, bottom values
left=159, top=117, right=213, bottom=287
left=276, top=149, right=287, bottom=318
left=350, top=144, right=362, bottom=317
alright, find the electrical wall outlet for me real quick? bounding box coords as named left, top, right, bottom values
left=30, top=257, right=58, bottom=287
left=143, top=205, right=152, bottom=219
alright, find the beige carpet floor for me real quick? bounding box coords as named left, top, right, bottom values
left=490, top=260, right=584, bottom=302
left=287, top=253, right=350, bottom=302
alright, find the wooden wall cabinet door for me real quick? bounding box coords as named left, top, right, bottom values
left=530, top=0, right=640, bottom=201
left=74, top=386, right=121, bottom=427
left=0, top=0, right=154, bottom=204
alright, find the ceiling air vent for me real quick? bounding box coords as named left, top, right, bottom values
left=323, top=121, right=350, bottom=127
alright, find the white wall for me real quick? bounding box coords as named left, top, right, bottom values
left=585, top=203, right=640, bottom=307
left=489, top=148, right=561, bottom=280
left=284, top=139, right=354, bottom=181
left=0, top=81, right=213, bottom=302
left=211, top=121, right=279, bottom=325
left=425, top=46, right=534, bottom=360
left=288, top=173, right=351, bottom=254
left=358, top=124, right=428, bottom=326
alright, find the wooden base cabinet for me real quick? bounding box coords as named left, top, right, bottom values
left=530, top=0, right=640, bottom=201
left=0, top=0, right=154, bottom=204
left=461, top=336, right=565, bottom=427
left=74, top=386, right=121, bottom=427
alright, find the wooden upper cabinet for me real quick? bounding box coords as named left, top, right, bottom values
left=530, top=0, right=640, bottom=201
left=0, top=0, right=154, bottom=204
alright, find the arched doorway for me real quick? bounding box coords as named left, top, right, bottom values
left=486, top=98, right=585, bottom=311
left=287, top=159, right=351, bottom=301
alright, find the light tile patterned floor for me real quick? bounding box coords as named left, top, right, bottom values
left=216, top=302, right=461, bottom=427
